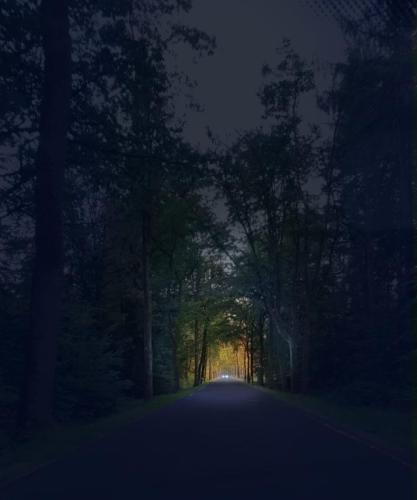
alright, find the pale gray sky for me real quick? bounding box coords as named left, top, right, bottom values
left=171, top=0, right=346, bottom=147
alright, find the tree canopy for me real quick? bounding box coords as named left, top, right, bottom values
left=0, top=0, right=414, bottom=434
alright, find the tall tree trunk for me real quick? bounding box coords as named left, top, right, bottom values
left=258, top=314, right=265, bottom=385
left=250, top=329, right=254, bottom=383
left=288, top=338, right=295, bottom=392
left=301, top=327, right=311, bottom=393
left=197, top=322, right=208, bottom=385
left=265, top=319, right=274, bottom=386
left=142, top=208, right=153, bottom=400
left=243, top=344, right=247, bottom=382
left=167, top=303, right=180, bottom=392
left=245, top=339, right=249, bottom=382
left=18, top=0, right=71, bottom=429
left=172, top=337, right=180, bottom=392
left=193, top=319, right=199, bottom=386
left=208, top=351, right=212, bottom=381
left=168, top=258, right=181, bottom=392
left=201, top=346, right=208, bottom=382
left=301, top=290, right=314, bottom=393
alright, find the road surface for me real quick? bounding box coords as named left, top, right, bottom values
left=2, top=381, right=414, bottom=499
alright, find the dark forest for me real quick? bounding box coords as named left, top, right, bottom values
left=0, top=1, right=415, bottom=498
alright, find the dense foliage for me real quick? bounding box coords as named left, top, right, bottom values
left=0, top=0, right=414, bottom=434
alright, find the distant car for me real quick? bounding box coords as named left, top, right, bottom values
left=221, top=374, right=230, bottom=379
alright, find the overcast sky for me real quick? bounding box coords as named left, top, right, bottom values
left=171, top=0, right=347, bottom=148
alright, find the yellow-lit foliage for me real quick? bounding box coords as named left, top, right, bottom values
left=207, top=342, right=246, bottom=379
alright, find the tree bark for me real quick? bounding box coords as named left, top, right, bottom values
left=208, top=351, right=212, bottom=381
left=250, top=328, right=254, bottom=383
left=142, top=208, right=153, bottom=400
left=246, top=342, right=251, bottom=382
left=197, top=322, right=208, bottom=385
left=193, top=319, right=199, bottom=386
left=18, top=0, right=71, bottom=429
left=258, top=314, right=265, bottom=385
left=169, top=311, right=180, bottom=392
left=243, top=343, right=247, bottom=382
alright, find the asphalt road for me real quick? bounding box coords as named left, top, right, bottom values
left=2, top=381, right=414, bottom=499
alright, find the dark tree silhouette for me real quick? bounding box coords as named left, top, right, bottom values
left=18, top=0, right=72, bottom=428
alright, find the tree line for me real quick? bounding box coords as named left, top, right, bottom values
left=0, top=0, right=414, bottom=435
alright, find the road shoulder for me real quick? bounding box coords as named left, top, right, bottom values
left=251, top=384, right=414, bottom=469
left=0, top=387, right=198, bottom=488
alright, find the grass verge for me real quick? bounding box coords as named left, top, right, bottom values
left=0, top=387, right=197, bottom=486
left=254, top=385, right=414, bottom=460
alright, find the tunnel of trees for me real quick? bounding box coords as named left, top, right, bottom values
left=0, top=0, right=415, bottom=433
